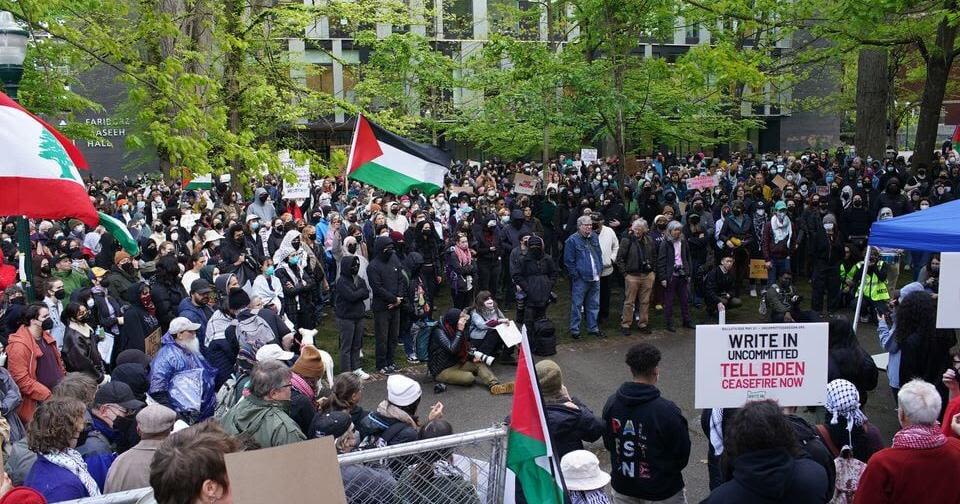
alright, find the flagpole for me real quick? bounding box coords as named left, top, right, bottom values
left=344, top=114, right=362, bottom=182
left=519, top=326, right=569, bottom=501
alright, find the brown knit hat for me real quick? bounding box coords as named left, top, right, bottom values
left=114, top=250, right=131, bottom=264
left=535, top=360, right=563, bottom=400
left=291, top=345, right=325, bottom=380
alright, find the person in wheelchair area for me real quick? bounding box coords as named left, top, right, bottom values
left=764, top=271, right=819, bottom=323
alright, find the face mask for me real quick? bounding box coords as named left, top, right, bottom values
left=41, top=318, right=53, bottom=331
left=288, top=255, right=300, bottom=266
left=920, top=203, right=930, bottom=210
left=54, top=289, right=66, bottom=300
left=483, top=299, right=496, bottom=309
left=169, top=219, right=178, bottom=226
left=259, top=194, right=269, bottom=203
left=823, top=222, right=835, bottom=231
left=347, top=243, right=358, bottom=254
left=170, top=232, right=179, bottom=241
left=265, top=266, right=275, bottom=276
left=853, top=199, right=862, bottom=207
left=732, top=208, right=742, bottom=216
left=154, top=196, right=162, bottom=203
left=250, top=222, right=260, bottom=231
left=350, top=260, right=360, bottom=276
left=74, top=225, right=84, bottom=234
left=780, top=278, right=791, bottom=288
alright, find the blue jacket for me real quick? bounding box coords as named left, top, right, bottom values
left=564, top=232, right=602, bottom=283
left=25, top=455, right=106, bottom=503
left=177, top=298, right=212, bottom=353
left=148, top=333, right=217, bottom=421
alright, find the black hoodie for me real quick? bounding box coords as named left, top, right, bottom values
left=335, top=256, right=370, bottom=320
left=366, top=236, right=404, bottom=311
left=703, top=448, right=828, bottom=504
left=602, top=382, right=691, bottom=500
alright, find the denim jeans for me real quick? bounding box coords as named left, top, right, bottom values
left=767, top=257, right=791, bottom=287
left=570, top=278, right=600, bottom=334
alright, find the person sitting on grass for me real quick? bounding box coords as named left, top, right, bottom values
left=427, top=309, right=513, bottom=396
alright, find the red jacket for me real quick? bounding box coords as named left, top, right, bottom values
left=854, top=437, right=960, bottom=504
left=0, top=254, right=16, bottom=292
left=7, top=325, right=65, bottom=424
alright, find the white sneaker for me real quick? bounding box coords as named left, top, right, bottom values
left=750, top=288, right=757, bottom=297
left=354, top=368, right=371, bottom=380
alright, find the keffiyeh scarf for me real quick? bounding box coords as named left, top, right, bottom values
left=45, top=449, right=101, bottom=498
left=893, top=424, right=947, bottom=450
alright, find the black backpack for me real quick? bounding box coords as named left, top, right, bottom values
left=529, top=318, right=556, bottom=356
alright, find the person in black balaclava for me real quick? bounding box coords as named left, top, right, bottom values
left=872, top=177, right=911, bottom=218
left=366, top=235, right=404, bottom=374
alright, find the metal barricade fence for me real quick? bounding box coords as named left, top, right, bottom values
left=63, top=425, right=509, bottom=504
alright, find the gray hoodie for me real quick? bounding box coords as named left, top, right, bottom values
left=246, top=188, right=277, bottom=222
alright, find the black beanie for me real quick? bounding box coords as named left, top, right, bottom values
left=228, top=287, right=250, bottom=311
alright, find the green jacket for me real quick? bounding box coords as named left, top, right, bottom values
left=103, top=268, right=139, bottom=299
left=53, top=268, right=91, bottom=298
left=221, top=396, right=306, bottom=449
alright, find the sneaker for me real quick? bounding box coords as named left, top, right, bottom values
left=570, top=332, right=581, bottom=340
left=638, top=326, right=652, bottom=334
left=490, top=382, right=515, bottom=395
left=378, top=367, right=395, bottom=375
left=588, top=331, right=606, bottom=339
left=621, top=327, right=631, bottom=336
left=655, top=304, right=663, bottom=311
left=407, top=354, right=420, bottom=364
left=353, top=368, right=371, bottom=380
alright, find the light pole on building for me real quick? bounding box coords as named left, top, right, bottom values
left=0, top=11, right=36, bottom=300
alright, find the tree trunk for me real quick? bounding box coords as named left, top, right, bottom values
left=913, top=16, right=957, bottom=169
left=854, top=48, right=889, bottom=160
left=224, top=0, right=244, bottom=171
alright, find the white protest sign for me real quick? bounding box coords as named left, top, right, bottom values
left=937, top=252, right=960, bottom=328
left=695, top=323, right=828, bottom=409
left=580, top=148, right=598, bottom=164
left=495, top=321, right=522, bottom=348
left=279, top=150, right=311, bottom=200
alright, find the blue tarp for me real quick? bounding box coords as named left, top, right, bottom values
left=868, top=199, right=960, bottom=252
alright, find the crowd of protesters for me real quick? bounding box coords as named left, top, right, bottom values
left=0, top=141, right=956, bottom=502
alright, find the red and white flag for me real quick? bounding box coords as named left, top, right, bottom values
left=0, top=91, right=97, bottom=226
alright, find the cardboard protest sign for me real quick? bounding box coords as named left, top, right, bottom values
left=580, top=148, right=598, bottom=164
left=749, top=259, right=768, bottom=280
left=225, top=437, right=346, bottom=504
left=937, top=252, right=960, bottom=328
left=513, top=173, right=539, bottom=195
left=449, top=185, right=474, bottom=195
left=144, top=329, right=162, bottom=358
left=686, top=175, right=717, bottom=190
left=695, top=323, right=828, bottom=408
left=280, top=150, right=311, bottom=200
left=772, top=175, right=788, bottom=189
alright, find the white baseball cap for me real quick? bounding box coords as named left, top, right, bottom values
left=256, top=343, right=295, bottom=362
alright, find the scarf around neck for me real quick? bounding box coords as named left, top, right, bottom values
left=892, top=423, right=947, bottom=450
left=44, top=449, right=101, bottom=498
left=771, top=213, right=792, bottom=243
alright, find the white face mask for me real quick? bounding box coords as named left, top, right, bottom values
left=483, top=299, right=496, bottom=309
left=86, top=298, right=95, bottom=308
left=920, top=203, right=930, bottom=210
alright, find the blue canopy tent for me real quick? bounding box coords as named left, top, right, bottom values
left=853, top=199, right=960, bottom=331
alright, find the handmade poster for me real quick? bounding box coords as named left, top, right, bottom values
left=513, top=173, right=539, bottom=195
left=695, top=323, right=828, bottom=408
left=495, top=320, right=523, bottom=347
left=580, top=148, right=598, bottom=164
left=226, top=437, right=346, bottom=504
left=280, top=150, right=311, bottom=199
left=936, top=252, right=960, bottom=328
left=749, top=259, right=768, bottom=280
left=686, top=175, right=717, bottom=190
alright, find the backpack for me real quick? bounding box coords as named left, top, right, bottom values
left=529, top=318, right=556, bottom=356
left=214, top=372, right=250, bottom=420
left=236, top=315, right=276, bottom=360
left=816, top=424, right=867, bottom=504
left=413, top=319, right=437, bottom=362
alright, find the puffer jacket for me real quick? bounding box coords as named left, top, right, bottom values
left=428, top=325, right=467, bottom=378
left=148, top=333, right=217, bottom=421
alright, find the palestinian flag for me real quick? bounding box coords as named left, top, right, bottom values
left=0, top=91, right=98, bottom=226
left=98, top=211, right=140, bottom=256
left=346, top=115, right=450, bottom=195
left=182, top=168, right=212, bottom=190
left=506, top=328, right=565, bottom=503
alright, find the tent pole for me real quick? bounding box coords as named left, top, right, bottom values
left=852, top=245, right=872, bottom=333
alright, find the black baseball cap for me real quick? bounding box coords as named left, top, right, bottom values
left=311, top=411, right=351, bottom=439
left=94, top=381, right=146, bottom=411
left=190, top=278, right=213, bottom=294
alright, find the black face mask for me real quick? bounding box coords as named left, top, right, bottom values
left=259, top=194, right=269, bottom=203
left=10, top=296, right=24, bottom=305
left=529, top=247, right=543, bottom=259
left=121, top=263, right=135, bottom=274
left=853, top=200, right=863, bottom=208
left=54, top=289, right=66, bottom=300
left=780, top=279, right=791, bottom=288
left=347, top=243, right=358, bottom=254
left=40, top=318, right=53, bottom=331
left=382, top=248, right=395, bottom=259
left=732, top=208, right=742, bottom=216
left=292, top=240, right=301, bottom=250
left=350, top=260, right=361, bottom=276
left=112, top=414, right=135, bottom=434
left=306, top=234, right=316, bottom=241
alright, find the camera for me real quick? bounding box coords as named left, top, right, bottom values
left=790, top=294, right=803, bottom=306
left=640, top=261, right=653, bottom=273
left=468, top=350, right=495, bottom=366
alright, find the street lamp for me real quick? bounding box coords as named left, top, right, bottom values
left=0, top=11, right=28, bottom=99
left=0, top=11, right=35, bottom=300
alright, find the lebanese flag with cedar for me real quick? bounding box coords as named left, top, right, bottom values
left=0, top=91, right=98, bottom=226
left=346, top=114, right=449, bottom=195
left=506, top=329, right=564, bottom=503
